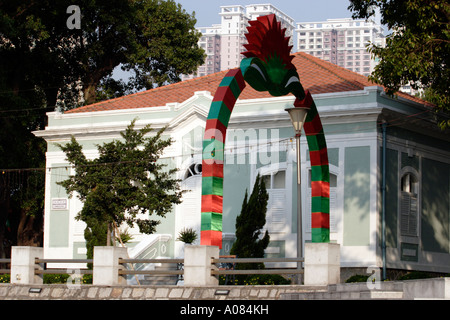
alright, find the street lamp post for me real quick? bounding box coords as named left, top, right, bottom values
left=285, top=106, right=310, bottom=285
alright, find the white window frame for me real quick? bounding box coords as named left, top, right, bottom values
left=257, top=162, right=291, bottom=234
left=399, top=167, right=420, bottom=238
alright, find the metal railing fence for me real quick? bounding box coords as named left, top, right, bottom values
left=118, top=258, right=184, bottom=276
left=34, top=258, right=93, bottom=275
left=212, top=257, right=304, bottom=276
left=0, top=258, right=10, bottom=274
left=2, top=255, right=304, bottom=284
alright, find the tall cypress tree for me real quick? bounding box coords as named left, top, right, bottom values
left=230, top=174, right=270, bottom=271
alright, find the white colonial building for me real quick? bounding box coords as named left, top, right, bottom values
left=34, top=52, right=450, bottom=279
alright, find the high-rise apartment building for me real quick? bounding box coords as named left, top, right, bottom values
left=219, top=5, right=248, bottom=71
left=183, top=4, right=295, bottom=80
left=296, top=18, right=385, bottom=77
left=197, top=25, right=222, bottom=78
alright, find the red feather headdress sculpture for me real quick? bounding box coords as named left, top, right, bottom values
left=242, top=14, right=294, bottom=70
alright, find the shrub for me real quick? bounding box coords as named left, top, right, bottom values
left=177, top=227, right=198, bottom=244
left=0, top=273, right=92, bottom=284
left=399, top=271, right=435, bottom=280
left=82, top=274, right=93, bottom=284
left=219, top=274, right=291, bottom=285
left=345, top=274, right=370, bottom=283
left=244, top=274, right=291, bottom=285
left=43, top=274, right=70, bottom=284
left=0, top=274, right=10, bottom=283
left=43, top=273, right=92, bottom=284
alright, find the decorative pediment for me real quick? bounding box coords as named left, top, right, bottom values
left=167, top=92, right=212, bottom=129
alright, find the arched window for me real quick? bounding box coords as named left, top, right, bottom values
left=183, top=162, right=202, bottom=180
left=400, top=171, right=419, bottom=237
left=401, top=172, right=418, bottom=195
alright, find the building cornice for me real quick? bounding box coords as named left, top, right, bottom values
left=33, top=86, right=420, bottom=141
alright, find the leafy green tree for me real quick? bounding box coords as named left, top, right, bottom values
left=76, top=0, right=205, bottom=104
left=230, top=174, right=270, bottom=272
left=57, top=120, right=184, bottom=256
left=0, top=0, right=205, bottom=107
left=83, top=216, right=108, bottom=268
left=348, top=0, right=450, bottom=129
left=0, top=0, right=203, bottom=256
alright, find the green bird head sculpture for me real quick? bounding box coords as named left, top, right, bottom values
left=241, top=14, right=306, bottom=100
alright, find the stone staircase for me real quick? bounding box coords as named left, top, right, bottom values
left=139, top=262, right=181, bottom=285
left=124, top=234, right=179, bottom=285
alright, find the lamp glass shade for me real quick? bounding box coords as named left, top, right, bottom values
left=286, top=107, right=309, bottom=134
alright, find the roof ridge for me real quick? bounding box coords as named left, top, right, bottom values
left=294, top=52, right=433, bottom=107
left=69, top=82, right=154, bottom=113
left=66, top=52, right=433, bottom=114
left=294, top=51, right=372, bottom=89
left=66, top=69, right=230, bottom=113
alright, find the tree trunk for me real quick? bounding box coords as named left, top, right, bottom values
left=44, top=87, right=59, bottom=109
left=106, top=223, right=111, bottom=246
left=0, top=196, right=13, bottom=259
left=17, top=208, right=43, bottom=247
left=82, top=56, right=121, bottom=105
left=83, top=84, right=98, bottom=105
left=0, top=223, right=6, bottom=259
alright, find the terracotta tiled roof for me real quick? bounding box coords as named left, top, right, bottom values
left=66, top=52, right=431, bottom=114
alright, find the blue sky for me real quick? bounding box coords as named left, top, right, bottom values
left=176, top=0, right=356, bottom=27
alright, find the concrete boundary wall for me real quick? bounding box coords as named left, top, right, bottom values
left=1, top=278, right=448, bottom=300
left=0, top=284, right=322, bottom=300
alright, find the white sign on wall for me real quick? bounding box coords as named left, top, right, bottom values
left=51, top=198, right=68, bottom=210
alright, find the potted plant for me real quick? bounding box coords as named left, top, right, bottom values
left=177, top=227, right=198, bottom=244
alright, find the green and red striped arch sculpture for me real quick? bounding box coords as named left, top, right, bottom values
left=201, top=14, right=330, bottom=248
